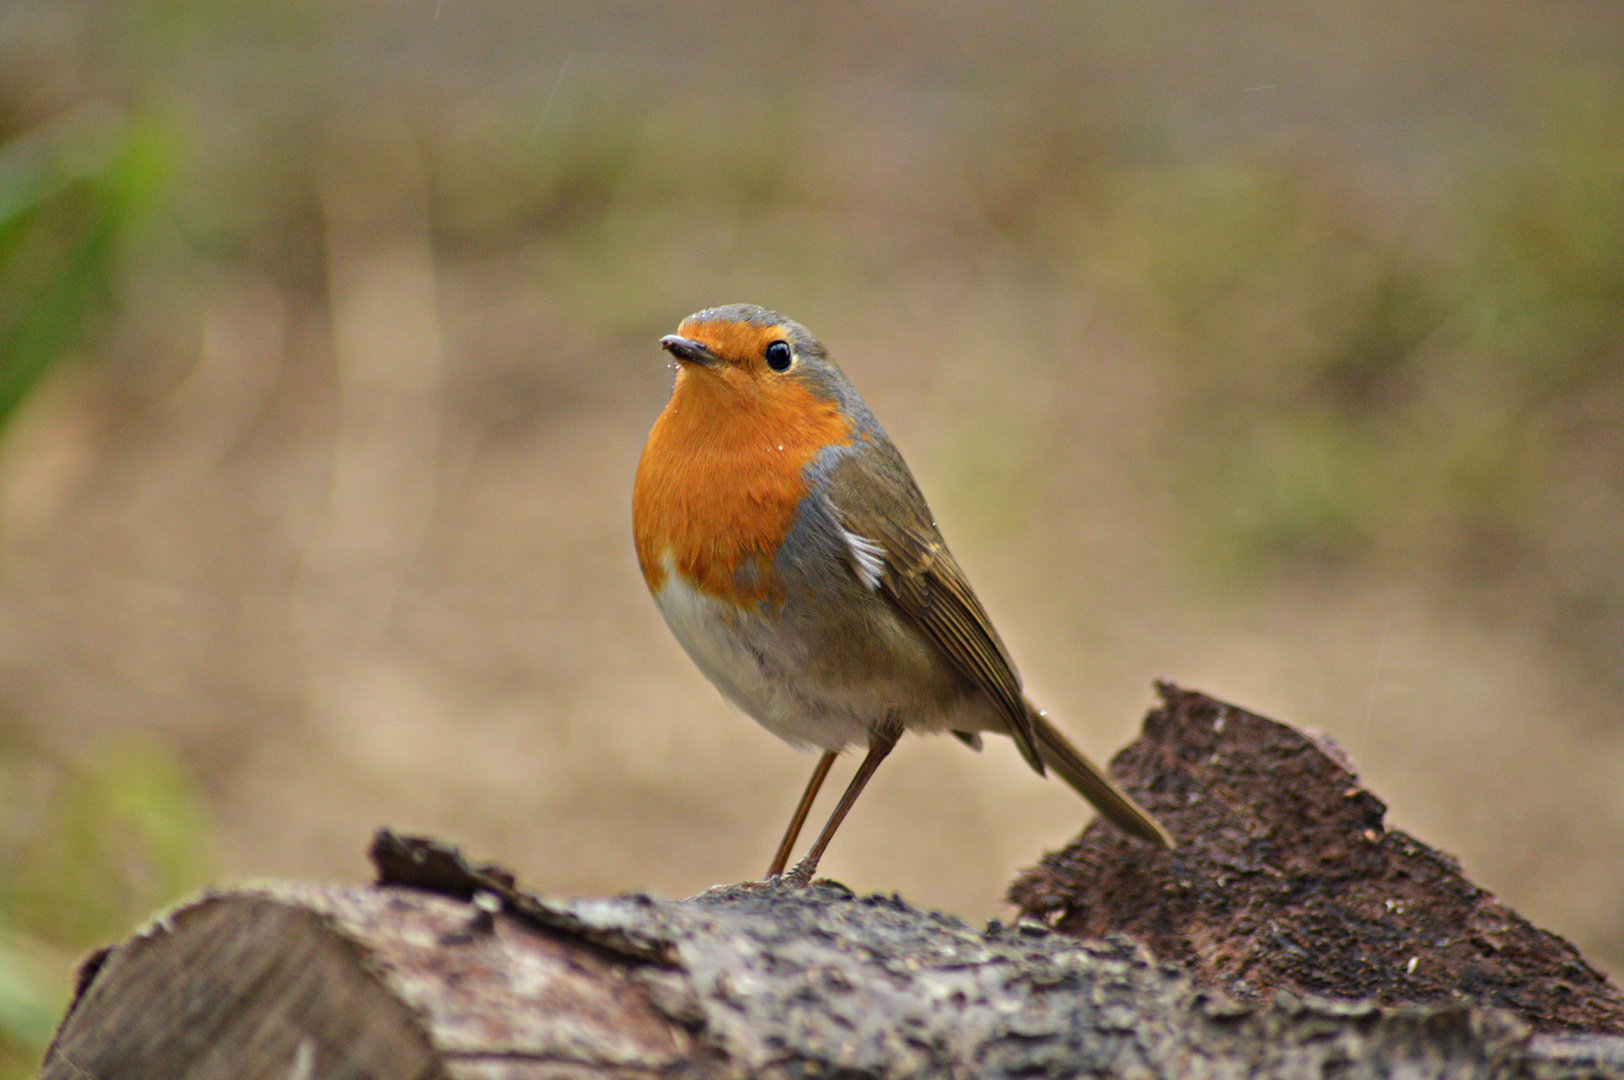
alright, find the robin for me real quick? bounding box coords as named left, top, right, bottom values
left=632, top=304, right=1170, bottom=885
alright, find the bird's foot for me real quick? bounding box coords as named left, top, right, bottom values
left=780, top=857, right=819, bottom=888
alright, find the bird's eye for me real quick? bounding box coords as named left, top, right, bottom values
left=764, top=340, right=793, bottom=371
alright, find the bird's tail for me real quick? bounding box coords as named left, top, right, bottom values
left=1026, top=702, right=1172, bottom=848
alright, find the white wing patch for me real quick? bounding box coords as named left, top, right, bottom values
left=842, top=528, right=887, bottom=592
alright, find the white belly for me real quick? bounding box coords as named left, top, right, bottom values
left=651, top=571, right=878, bottom=751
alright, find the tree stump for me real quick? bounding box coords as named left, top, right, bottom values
left=39, top=686, right=1624, bottom=1079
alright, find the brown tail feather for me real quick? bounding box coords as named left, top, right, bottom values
left=1026, top=703, right=1172, bottom=848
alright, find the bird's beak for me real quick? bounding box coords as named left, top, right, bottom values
left=660, top=335, right=720, bottom=367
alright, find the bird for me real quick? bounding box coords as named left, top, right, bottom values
left=632, top=304, right=1170, bottom=885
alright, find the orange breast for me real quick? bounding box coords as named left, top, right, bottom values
left=633, top=365, right=854, bottom=606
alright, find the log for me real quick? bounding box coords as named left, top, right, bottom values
left=39, top=686, right=1624, bottom=1079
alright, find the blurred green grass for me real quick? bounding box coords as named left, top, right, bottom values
left=0, top=4, right=1621, bottom=1072
left=1114, top=79, right=1624, bottom=671
left=0, top=110, right=164, bottom=425
left=0, top=108, right=208, bottom=1073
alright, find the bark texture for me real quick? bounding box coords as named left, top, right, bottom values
left=1011, top=682, right=1624, bottom=1036
left=39, top=683, right=1624, bottom=1079
left=38, top=830, right=1624, bottom=1079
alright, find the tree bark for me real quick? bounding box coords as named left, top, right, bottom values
left=1011, top=683, right=1624, bottom=1036
left=39, top=686, right=1624, bottom=1080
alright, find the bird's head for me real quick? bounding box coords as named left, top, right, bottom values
left=660, top=304, right=845, bottom=405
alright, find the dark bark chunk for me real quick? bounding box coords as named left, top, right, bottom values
left=1010, top=682, right=1624, bottom=1036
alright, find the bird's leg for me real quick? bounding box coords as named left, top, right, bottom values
left=766, top=750, right=838, bottom=879
left=782, top=730, right=899, bottom=887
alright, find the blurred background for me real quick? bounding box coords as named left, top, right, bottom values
left=2, top=0, right=1622, bottom=1069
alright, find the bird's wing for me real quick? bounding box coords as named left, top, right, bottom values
left=824, top=446, right=1044, bottom=772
